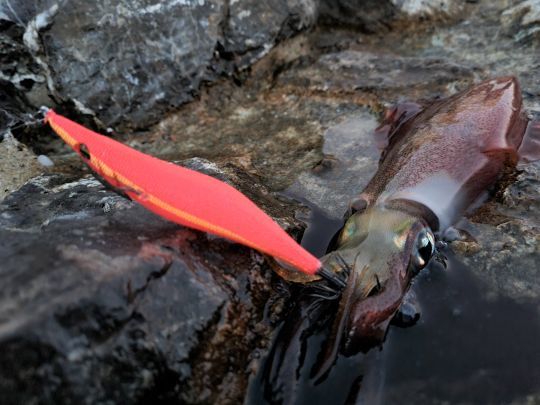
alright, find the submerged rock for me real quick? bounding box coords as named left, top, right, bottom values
left=286, top=111, right=379, bottom=218
left=453, top=160, right=540, bottom=302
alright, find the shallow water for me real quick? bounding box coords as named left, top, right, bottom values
left=382, top=254, right=540, bottom=405
left=247, top=208, right=540, bottom=404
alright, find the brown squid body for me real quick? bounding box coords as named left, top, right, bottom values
left=319, top=76, right=540, bottom=360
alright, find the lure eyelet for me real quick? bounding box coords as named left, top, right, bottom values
left=79, top=143, right=91, bottom=160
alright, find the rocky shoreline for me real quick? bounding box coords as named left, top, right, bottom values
left=1, top=0, right=539, bottom=403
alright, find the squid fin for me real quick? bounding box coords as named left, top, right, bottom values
left=518, top=119, right=540, bottom=163
left=373, top=102, right=425, bottom=162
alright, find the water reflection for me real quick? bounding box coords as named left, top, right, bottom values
left=247, top=208, right=540, bottom=404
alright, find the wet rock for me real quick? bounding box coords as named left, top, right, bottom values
left=0, top=0, right=318, bottom=130
left=502, top=161, right=540, bottom=227
left=318, top=0, right=464, bottom=30
left=0, top=172, right=293, bottom=404
left=454, top=160, right=540, bottom=302
left=318, top=0, right=397, bottom=31
left=144, top=85, right=370, bottom=191
left=277, top=50, right=476, bottom=104
left=0, top=130, right=43, bottom=201
left=452, top=219, right=540, bottom=301
left=501, top=0, right=540, bottom=44
left=286, top=111, right=379, bottom=218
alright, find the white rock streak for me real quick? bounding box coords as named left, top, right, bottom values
left=138, top=0, right=206, bottom=16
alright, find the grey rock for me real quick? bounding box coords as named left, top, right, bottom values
left=223, top=0, right=317, bottom=67
left=0, top=172, right=290, bottom=404
left=0, top=20, right=45, bottom=99
left=501, top=0, right=540, bottom=44
left=0, top=77, right=35, bottom=132
left=318, top=0, right=464, bottom=30
left=452, top=160, right=540, bottom=302
left=318, top=0, right=397, bottom=31
left=391, top=0, right=465, bottom=17
left=453, top=219, right=540, bottom=302
left=502, top=161, right=540, bottom=228
left=277, top=50, right=476, bottom=104
left=0, top=0, right=318, bottom=130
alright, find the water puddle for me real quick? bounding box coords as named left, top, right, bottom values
left=248, top=232, right=540, bottom=404
left=382, top=255, right=540, bottom=404
left=284, top=111, right=379, bottom=220
left=246, top=111, right=540, bottom=404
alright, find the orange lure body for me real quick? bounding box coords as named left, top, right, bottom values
left=45, top=110, right=322, bottom=276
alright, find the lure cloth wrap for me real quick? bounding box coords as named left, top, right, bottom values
left=45, top=110, right=321, bottom=275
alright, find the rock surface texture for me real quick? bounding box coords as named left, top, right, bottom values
left=1, top=0, right=539, bottom=404
left=0, top=0, right=318, bottom=130
left=0, top=171, right=294, bottom=404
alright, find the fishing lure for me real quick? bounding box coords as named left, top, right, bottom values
left=44, top=110, right=343, bottom=285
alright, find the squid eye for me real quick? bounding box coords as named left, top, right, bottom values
left=411, top=229, right=435, bottom=272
